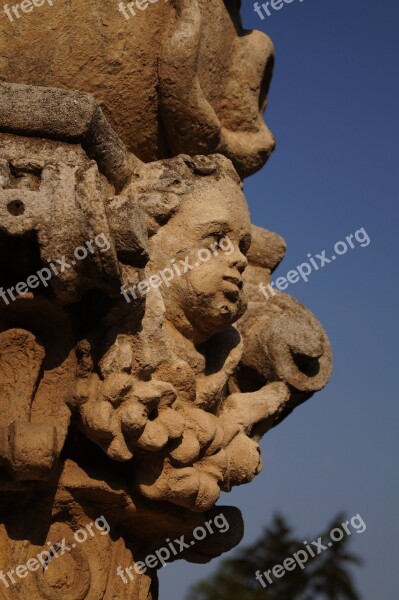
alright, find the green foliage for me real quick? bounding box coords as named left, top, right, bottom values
left=186, top=513, right=363, bottom=600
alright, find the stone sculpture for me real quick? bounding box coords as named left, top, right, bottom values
left=0, top=2, right=332, bottom=598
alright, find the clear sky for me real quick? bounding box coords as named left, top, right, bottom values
left=161, top=1, right=399, bottom=598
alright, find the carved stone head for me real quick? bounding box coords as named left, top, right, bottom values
left=126, top=155, right=251, bottom=343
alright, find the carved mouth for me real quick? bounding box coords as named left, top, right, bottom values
left=222, top=275, right=243, bottom=303
left=223, top=288, right=240, bottom=302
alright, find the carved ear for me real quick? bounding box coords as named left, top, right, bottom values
left=126, top=153, right=242, bottom=237
left=135, top=192, right=181, bottom=236
left=124, top=158, right=194, bottom=235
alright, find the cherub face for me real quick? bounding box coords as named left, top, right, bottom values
left=150, top=178, right=251, bottom=342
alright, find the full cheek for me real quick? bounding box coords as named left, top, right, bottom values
left=188, top=264, right=223, bottom=299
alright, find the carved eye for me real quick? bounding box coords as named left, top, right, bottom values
left=205, top=232, right=224, bottom=243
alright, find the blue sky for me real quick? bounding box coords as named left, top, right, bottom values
left=161, top=1, right=399, bottom=598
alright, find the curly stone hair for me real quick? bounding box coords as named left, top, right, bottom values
left=125, top=153, right=242, bottom=236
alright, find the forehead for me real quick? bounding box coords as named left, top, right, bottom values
left=174, top=178, right=251, bottom=234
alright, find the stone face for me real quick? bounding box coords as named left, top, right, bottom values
left=0, top=6, right=332, bottom=599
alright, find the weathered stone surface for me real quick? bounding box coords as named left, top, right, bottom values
left=0, top=7, right=332, bottom=598
left=0, top=0, right=275, bottom=178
